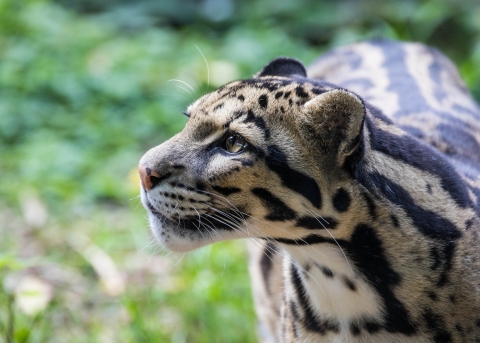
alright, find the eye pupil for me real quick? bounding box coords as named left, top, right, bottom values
left=225, top=134, right=247, bottom=153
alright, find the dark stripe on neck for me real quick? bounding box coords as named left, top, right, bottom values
left=265, top=145, right=322, bottom=208
left=343, top=224, right=417, bottom=335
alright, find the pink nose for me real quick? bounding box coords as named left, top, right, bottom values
left=138, top=164, right=162, bottom=191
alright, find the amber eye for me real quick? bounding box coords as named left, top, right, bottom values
left=225, top=134, right=248, bottom=153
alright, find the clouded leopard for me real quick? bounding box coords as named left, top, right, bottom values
left=139, top=40, right=480, bottom=342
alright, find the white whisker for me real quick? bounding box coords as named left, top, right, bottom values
left=167, top=79, right=196, bottom=93
left=195, top=44, right=210, bottom=89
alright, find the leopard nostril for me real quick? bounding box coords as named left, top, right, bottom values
left=138, top=164, right=168, bottom=191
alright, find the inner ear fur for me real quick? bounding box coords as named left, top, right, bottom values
left=302, top=88, right=366, bottom=162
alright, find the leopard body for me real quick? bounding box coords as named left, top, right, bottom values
left=139, top=41, right=480, bottom=342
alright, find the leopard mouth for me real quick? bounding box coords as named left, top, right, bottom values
left=141, top=192, right=249, bottom=251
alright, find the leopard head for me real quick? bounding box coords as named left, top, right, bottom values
left=139, top=58, right=366, bottom=251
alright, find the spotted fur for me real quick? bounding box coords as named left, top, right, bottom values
left=139, top=41, right=480, bottom=342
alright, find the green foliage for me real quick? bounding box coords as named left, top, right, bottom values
left=0, top=0, right=479, bottom=342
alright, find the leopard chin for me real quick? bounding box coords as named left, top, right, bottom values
left=140, top=187, right=244, bottom=252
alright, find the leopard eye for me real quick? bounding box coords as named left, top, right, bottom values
left=225, top=134, right=248, bottom=154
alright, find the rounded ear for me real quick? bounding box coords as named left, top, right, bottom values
left=255, top=57, right=307, bottom=78
left=302, top=89, right=366, bottom=164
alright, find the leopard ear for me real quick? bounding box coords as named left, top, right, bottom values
left=302, top=88, right=366, bottom=165
left=255, top=57, right=307, bottom=78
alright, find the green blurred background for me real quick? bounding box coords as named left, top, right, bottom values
left=0, top=0, right=479, bottom=342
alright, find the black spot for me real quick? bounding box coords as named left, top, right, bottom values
left=195, top=182, right=206, bottom=192
left=291, top=263, right=340, bottom=334
left=178, top=195, right=184, bottom=201
left=427, top=291, right=437, bottom=301
left=238, top=78, right=292, bottom=92
left=212, top=185, right=241, bottom=196
left=237, top=95, right=244, bottom=102
left=258, top=94, right=268, bottom=108
left=302, top=263, right=312, bottom=278
left=295, top=216, right=337, bottom=230
left=365, top=321, right=381, bottom=333
left=252, top=188, right=296, bottom=221
left=172, top=165, right=185, bottom=170
left=455, top=324, right=463, bottom=332
left=449, top=295, right=456, bottom=303
left=295, top=86, right=309, bottom=98
left=476, top=319, right=480, bottom=327
left=343, top=276, right=357, bottom=291
left=288, top=99, right=293, bottom=106
left=280, top=106, right=285, bottom=113
left=350, top=322, right=361, bottom=336
left=422, top=309, right=452, bottom=343
left=317, top=264, right=334, bottom=278
left=465, top=219, right=473, bottom=230
left=275, top=91, right=284, bottom=99
left=391, top=214, right=399, bottom=227
left=266, top=145, right=322, bottom=208
left=426, top=183, right=432, bottom=193
left=284, top=91, right=291, bottom=98
left=213, top=103, right=224, bottom=111
left=260, top=241, right=276, bottom=295
left=332, top=188, right=351, bottom=212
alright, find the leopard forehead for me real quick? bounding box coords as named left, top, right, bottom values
left=185, top=76, right=333, bottom=125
